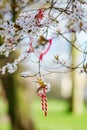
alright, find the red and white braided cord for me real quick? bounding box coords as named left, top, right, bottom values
left=37, top=87, right=48, bottom=116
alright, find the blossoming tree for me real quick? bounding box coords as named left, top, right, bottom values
left=0, top=0, right=87, bottom=116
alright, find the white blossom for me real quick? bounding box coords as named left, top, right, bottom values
left=21, top=71, right=30, bottom=78
left=68, top=0, right=87, bottom=32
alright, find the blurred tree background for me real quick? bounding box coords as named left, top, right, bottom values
left=0, top=0, right=36, bottom=130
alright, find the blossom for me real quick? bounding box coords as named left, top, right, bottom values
left=67, top=0, right=87, bottom=32
left=21, top=71, right=30, bottom=78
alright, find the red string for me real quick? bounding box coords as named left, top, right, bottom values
left=27, top=42, right=34, bottom=53
left=34, top=9, right=44, bottom=23
left=41, top=96, right=44, bottom=111
left=39, top=39, right=53, bottom=61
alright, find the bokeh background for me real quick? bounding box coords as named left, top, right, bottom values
left=0, top=0, right=87, bottom=130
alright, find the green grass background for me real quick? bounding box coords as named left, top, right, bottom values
left=0, top=97, right=87, bottom=130
left=32, top=99, right=87, bottom=130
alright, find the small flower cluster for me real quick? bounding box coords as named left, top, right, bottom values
left=0, top=52, right=28, bottom=74
left=35, top=77, right=51, bottom=116
left=16, top=9, right=53, bottom=38
left=0, top=21, right=21, bottom=57
left=68, top=0, right=87, bottom=32
left=21, top=71, right=30, bottom=78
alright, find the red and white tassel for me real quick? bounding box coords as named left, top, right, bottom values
left=37, top=88, right=48, bottom=116
left=35, top=78, right=51, bottom=116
